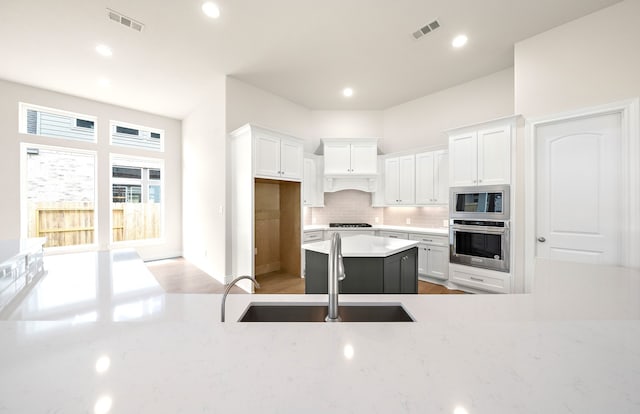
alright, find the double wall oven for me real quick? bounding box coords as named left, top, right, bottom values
left=449, top=185, right=510, bottom=272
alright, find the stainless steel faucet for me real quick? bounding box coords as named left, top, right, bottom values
left=326, top=232, right=346, bottom=322
left=221, top=275, right=260, bottom=322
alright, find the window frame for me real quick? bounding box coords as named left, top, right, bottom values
left=20, top=142, right=99, bottom=253
left=18, top=102, right=98, bottom=143
left=109, top=153, right=165, bottom=246
left=109, top=120, right=165, bottom=152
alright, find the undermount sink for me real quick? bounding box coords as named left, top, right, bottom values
left=238, top=302, right=414, bottom=322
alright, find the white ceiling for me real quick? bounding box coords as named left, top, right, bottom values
left=0, top=0, right=621, bottom=119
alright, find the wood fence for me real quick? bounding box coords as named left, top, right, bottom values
left=29, top=202, right=160, bottom=247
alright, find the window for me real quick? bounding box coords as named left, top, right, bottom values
left=19, top=102, right=97, bottom=143
left=22, top=144, right=97, bottom=248
left=111, top=155, right=163, bottom=242
left=110, top=121, right=164, bottom=151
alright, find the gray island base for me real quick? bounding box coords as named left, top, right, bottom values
left=302, top=235, right=418, bottom=294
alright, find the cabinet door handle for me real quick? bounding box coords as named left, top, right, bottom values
left=470, top=276, right=484, bottom=282
left=478, top=179, right=483, bottom=183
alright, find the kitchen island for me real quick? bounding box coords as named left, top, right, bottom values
left=303, top=234, right=419, bottom=294
left=1, top=251, right=639, bottom=413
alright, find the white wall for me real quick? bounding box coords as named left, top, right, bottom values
left=310, top=110, right=383, bottom=152
left=0, top=79, right=182, bottom=260
left=514, top=0, right=640, bottom=118
left=225, top=77, right=312, bottom=147
left=182, top=76, right=228, bottom=281
left=383, top=68, right=515, bottom=153
left=513, top=0, right=640, bottom=289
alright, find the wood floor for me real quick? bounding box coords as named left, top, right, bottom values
left=146, top=257, right=465, bottom=295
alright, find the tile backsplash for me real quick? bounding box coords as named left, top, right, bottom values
left=309, top=190, right=382, bottom=224
left=383, top=205, right=449, bottom=228
left=305, top=190, right=449, bottom=228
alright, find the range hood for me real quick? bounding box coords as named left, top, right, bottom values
left=324, top=175, right=378, bottom=192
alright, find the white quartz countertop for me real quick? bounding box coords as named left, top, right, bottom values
left=302, top=234, right=419, bottom=257
left=304, top=224, right=449, bottom=236
left=1, top=252, right=639, bottom=413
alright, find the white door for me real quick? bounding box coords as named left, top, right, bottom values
left=254, top=133, right=280, bottom=178
left=303, top=158, right=316, bottom=205
left=415, top=152, right=435, bottom=204
left=384, top=157, right=400, bottom=204
left=417, top=246, right=428, bottom=276
left=536, top=112, right=621, bottom=264
left=434, top=150, right=449, bottom=204
left=280, top=138, right=303, bottom=180
left=477, top=125, right=511, bottom=185
left=426, top=245, right=448, bottom=280
left=324, top=143, right=351, bottom=174
left=398, top=155, right=415, bottom=204
left=350, top=143, right=377, bottom=174
left=449, top=132, right=477, bottom=186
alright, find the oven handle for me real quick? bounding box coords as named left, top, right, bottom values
left=451, top=225, right=507, bottom=234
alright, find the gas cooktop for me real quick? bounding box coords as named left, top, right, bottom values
left=329, top=223, right=373, bottom=228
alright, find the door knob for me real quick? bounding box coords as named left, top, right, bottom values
left=537, top=237, right=546, bottom=242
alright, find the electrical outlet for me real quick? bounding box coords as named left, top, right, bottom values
left=374, top=217, right=379, bottom=223
left=312, top=217, right=317, bottom=224
left=254, top=248, right=258, bottom=255
left=406, top=218, right=411, bottom=224
left=443, top=219, right=448, bottom=227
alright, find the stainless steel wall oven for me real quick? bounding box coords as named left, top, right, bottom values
left=449, top=219, right=510, bottom=272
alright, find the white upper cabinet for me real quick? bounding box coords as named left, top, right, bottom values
left=323, top=139, right=377, bottom=175
left=477, top=125, right=511, bottom=186
left=303, top=158, right=316, bottom=206
left=303, top=155, right=324, bottom=207
left=448, top=121, right=512, bottom=187
left=415, top=150, right=448, bottom=204
left=254, top=132, right=281, bottom=178
left=384, top=155, right=415, bottom=205
left=254, top=130, right=303, bottom=181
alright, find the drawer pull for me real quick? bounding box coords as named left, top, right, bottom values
left=470, top=276, right=484, bottom=282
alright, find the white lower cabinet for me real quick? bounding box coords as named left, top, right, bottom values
left=410, top=234, right=448, bottom=281
left=449, top=263, right=511, bottom=293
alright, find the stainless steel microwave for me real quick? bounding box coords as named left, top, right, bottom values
left=450, top=185, right=510, bottom=220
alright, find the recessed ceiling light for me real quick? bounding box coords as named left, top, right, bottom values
left=95, top=44, right=113, bottom=57
left=452, top=34, right=468, bottom=48
left=342, top=87, right=354, bottom=97
left=202, top=2, right=220, bottom=18
left=98, top=78, right=111, bottom=88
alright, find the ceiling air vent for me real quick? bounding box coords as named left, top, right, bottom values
left=412, top=19, right=440, bottom=40
left=106, top=8, right=145, bottom=32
